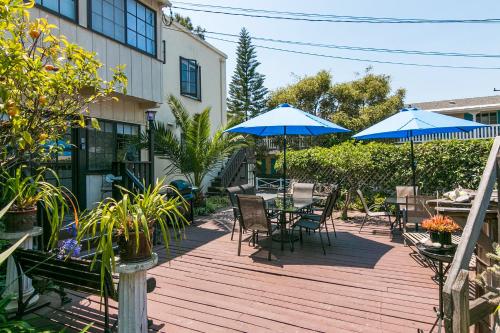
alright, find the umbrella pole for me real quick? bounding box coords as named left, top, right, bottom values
left=410, top=138, right=417, bottom=196
left=283, top=128, right=287, bottom=200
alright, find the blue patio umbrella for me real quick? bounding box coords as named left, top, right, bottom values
left=352, top=107, right=488, bottom=194
left=225, top=103, right=350, bottom=200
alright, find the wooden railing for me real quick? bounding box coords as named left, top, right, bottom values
left=443, top=136, right=500, bottom=332
left=220, top=148, right=247, bottom=188
left=400, top=124, right=500, bottom=143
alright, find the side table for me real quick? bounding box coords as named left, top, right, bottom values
left=0, top=227, right=43, bottom=312
left=416, top=243, right=455, bottom=333
left=116, top=252, right=158, bottom=333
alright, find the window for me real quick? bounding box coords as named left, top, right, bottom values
left=180, top=57, right=201, bottom=100
left=476, top=112, right=498, bottom=125
left=35, top=0, right=77, bottom=20
left=87, top=120, right=140, bottom=171
left=87, top=120, right=115, bottom=171
left=90, top=0, right=125, bottom=43
left=116, top=123, right=140, bottom=162
left=89, top=0, right=156, bottom=56
left=126, top=0, right=156, bottom=55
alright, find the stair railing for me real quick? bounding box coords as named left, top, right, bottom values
left=443, top=136, right=500, bottom=332
left=220, top=148, right=248, bottom=188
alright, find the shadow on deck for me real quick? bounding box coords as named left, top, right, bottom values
left=29, top=209, right=439, bottom=333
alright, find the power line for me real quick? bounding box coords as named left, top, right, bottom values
left=172, top=2, right=500, bottom=24
left=204, top=35, right=500, bottom=70
left=202, top=31, right=500, bottom=59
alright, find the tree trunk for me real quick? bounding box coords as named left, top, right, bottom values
left=341, top=188, right=353, bottom=220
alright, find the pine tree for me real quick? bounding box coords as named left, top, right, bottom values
left=227, top=28, right=268, bottom=121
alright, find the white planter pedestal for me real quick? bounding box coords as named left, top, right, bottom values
left=0, top=227, right=43, bottom=312
left=116, top=252, right=158, bottom=333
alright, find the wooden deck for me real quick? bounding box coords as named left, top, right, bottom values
left=31, top=210, right=440, bottom=332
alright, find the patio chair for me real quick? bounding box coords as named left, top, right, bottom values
left=226, top=186, right=242, bottom=240
left=236, top=194, right=274, bottom=260
left=292, top=182, right=315, bottom=200
left=300, top=186, right=340, bottom=237
left=396, top=186, right=419, bottom=198
left=290, top=192, right=334, bottom=255
left=357, top=189, right=393, bottom=232
left=239, top=184, right=256, bottom=195
left=403, top=195, right=434, bottom=234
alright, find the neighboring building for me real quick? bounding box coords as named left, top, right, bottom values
left=154, top=21, right=228, bottom=189
left=409, top=95, right=500, bottom=142
left=31, top=0, right=168, bottom=208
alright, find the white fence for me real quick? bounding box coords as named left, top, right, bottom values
left=400, top=124, right=500, bottom=143
left=255, top=177, right=290, bottom=192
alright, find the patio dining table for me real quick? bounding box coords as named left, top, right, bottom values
left=262, top=195, right=319, bottom=251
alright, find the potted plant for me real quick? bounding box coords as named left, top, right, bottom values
left=76, top=179, right=188, bottom=287
left=0, top=166, right=73, bottom=246
left=422, top=214, right=461, bottom=246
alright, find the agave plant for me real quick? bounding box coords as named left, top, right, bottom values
left=148, top=95, right=245, bottom=190
left=76, top=179, right=188, bottom=292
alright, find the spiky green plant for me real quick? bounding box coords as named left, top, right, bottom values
left=149, top=95, right=245, bottom=190
left=76, top=179, right=188, bottom=293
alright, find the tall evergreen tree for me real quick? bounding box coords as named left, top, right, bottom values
left=227, top=28, right=268, bottom=121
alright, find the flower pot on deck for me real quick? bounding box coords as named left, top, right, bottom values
left=3, top=207, right=37, bottom=232
left=118, top=230, right=153, bottom=263
left=429, top=231, right=452, bottom=246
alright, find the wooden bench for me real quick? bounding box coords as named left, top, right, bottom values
left=13, top=248, right=156, bottom=332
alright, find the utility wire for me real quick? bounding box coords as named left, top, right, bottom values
left=204, top=35, right=500, bottom=70
left=202, top=31, right=500, bottom=58
left=173, top=2, right=500, bottom=24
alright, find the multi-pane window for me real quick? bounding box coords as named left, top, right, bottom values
left=116, top=123, right=140, bottom=162
left=476, top=112, right=498, bottom=125
left=91, top=0, right=126, bottom=43
left=35, top=0, right=77, bottom=20
left=87, top=120, right=115, bottom=171
left=180, top=57, right=201, bottom=100
left=126, top=0, right=156, bottom=55
left=89, top=0, right=156, bottom=56
left=87, top=120, right=140, bottom=171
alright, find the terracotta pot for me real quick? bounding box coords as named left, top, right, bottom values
left=3, top=207, right=37, bottom=233
left=118, top=229, right=153, bottom=263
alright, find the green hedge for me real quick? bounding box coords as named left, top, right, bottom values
left=276, top=139, right=492, bottom=196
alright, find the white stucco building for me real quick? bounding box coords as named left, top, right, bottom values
left=154, top=20, right=228, bottom=188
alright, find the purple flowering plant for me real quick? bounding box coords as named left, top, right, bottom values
left=56, top=238, right=81, bottom=259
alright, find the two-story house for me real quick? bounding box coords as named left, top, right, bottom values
left=31, top=0, right=168, bottom=208
left=154, top=20, right=228, bottom=190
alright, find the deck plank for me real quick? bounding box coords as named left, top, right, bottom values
left=33, top=210, right=439, bottom=332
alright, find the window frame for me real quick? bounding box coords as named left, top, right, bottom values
left=86, top=119, right=141, bottom=172
left=35, top=0, right=78, bottom=22
left=179, top=57, right=202, bottom=101
left=477, top=111, right=498, bottom=125
left=87, top=0, right=157, bottom=58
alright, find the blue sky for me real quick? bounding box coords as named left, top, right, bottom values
left=173, top=0, right=500, bottom=103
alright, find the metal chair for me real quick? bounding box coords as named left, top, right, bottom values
left=357, top=189, right=393, bottom=232
left=239, top=184, right=256, bottom=195
left=226, top=186, right=242, bottom=240
left=300, top=187, right=340, bottom=237
left=292, top=182, right=314, bottom=200
left=403, top=195, right=434, bottom=233
left=290, top=192, right=334, bottom=255
left=236, top=194, right=274, bottom=261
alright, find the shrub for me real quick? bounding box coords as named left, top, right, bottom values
left=276, top=139, right=493, bottom=217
